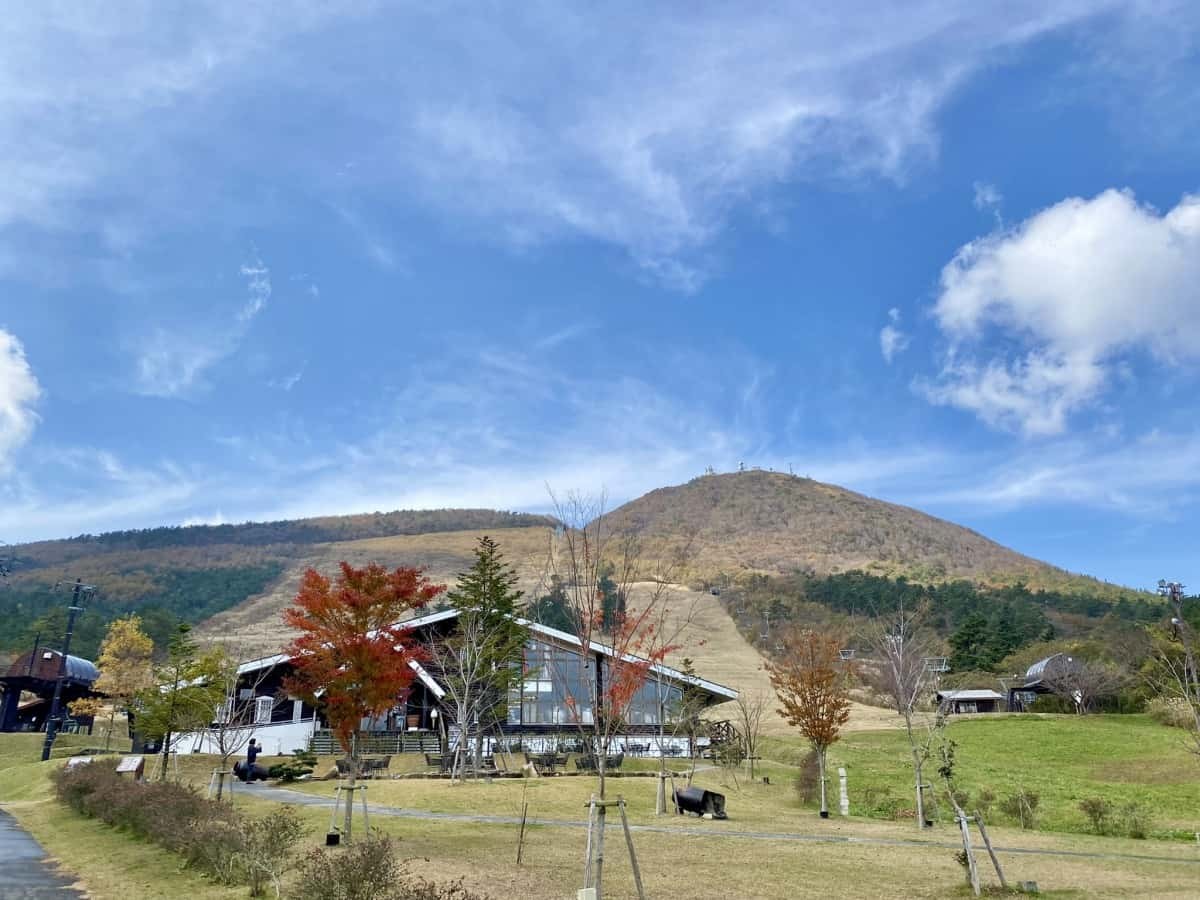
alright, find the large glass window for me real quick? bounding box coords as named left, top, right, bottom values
left=619, top=674, right=681, bottom=726
left=512, top=640, right=594, bottom=726
left=507, top=640, right=681, bottom=728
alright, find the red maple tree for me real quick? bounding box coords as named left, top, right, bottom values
left=283, top=561, right=445, bottom=756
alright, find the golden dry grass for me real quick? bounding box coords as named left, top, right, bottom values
left=194, top=526, right=556, bottom=655
left=5, top=733, right=1200, bottom=900
left=632, top=581, right=901, bottom=735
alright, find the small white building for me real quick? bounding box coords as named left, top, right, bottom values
left=936, top=689, right=1005, bottom=714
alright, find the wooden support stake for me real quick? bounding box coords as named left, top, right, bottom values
left=618, top=798, right=647, bottom=900
left=583, top=796, right=597, bottom=890
left=957, top=814, right=981, bottom=897
left=974, top=812, right=1007, bottom=890
left=516, top=801, right=528, bottom=865
left=595, top=802, right=607, bottom=900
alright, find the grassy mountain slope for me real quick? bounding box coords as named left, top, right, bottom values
left=603, top=470, right=1135, bottom=597
left=194, top=525, right=556, bottom=655
left=0, top=509, right=555, bottom=660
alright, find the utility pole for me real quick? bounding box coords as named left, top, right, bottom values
left=40, top=579, right=96, bottom=761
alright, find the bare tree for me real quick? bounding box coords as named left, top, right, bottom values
left=861, top=604, right=938, bottom=829
left=767, top=630, right=853, bottom=817
left=206, top=648, right=278, bottom=799
left=733, top=690, right=769, bottom=782
left=1149, top=581, right=1200, bottom=757
left=1040, top=656, right=1127, bottom=714
left=540, top=489, right=695, bottom=900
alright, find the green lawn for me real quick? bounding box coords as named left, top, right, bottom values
left=764, top=713, right=1200, bottom=839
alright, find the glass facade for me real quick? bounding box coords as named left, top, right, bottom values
left=622, top=676, right=682, bottom=727
left=507, top=638, right=682, bottom=728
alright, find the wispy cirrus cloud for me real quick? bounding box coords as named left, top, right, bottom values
left=132, top=252, right=272, bottom=397
left=879, top=308, right=910, bottom=364
left=0, top=2, right=1170, bottom=289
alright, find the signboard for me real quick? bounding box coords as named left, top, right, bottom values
left=116, top=755, right=145, bottom=779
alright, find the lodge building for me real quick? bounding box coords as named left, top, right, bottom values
left=175, top=608, right=738, bottom=756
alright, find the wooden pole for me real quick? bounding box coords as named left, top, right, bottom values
left=974, top=813, right=1008, bottom=890
left=618, top=798, right=647, bottom=900
left=957, top=814, right=981, bottom=896
left=583, top=796, right=597, bottom=890
left=516, top=801, right=528, bottom=865
left=595, top=803, right=607, bottom=900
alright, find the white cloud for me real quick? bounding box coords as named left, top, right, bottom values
left=879, top=307, right=910, bottom=363
left=133, top=253, right=271, bottom=396
left=238, top=254, right=271, bottom=322
left=0, top=2, right=1154, bottom=287
left=972, top=181, right=1003, bottom=224
left=910, top=430, right=1200, bottom=519
left=924, top=189, right=1200, bottom=435
left=973, top=181, right=1002, bottom=211
left=0, top=329, right=40, bottom=468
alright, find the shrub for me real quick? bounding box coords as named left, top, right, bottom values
left=793, top=751, right=821, bottom=805
left=239, top=806, right=305, bottom=897
left=1079, top=797, right=1113, bottom=834
left=269, top=748, right=318, bottom=783
left=999, top=789, right=1040, bottom=830
left=1118, top=802, right=1152, bottom=839
left=52, top=762, right=305, bottom=893
left=973, top=789, right=996, bottom=821
left=858, top=786, right=904, bottom=820
left=1146, top=697, right=1195, bottom=729
left=294, top=833, right=491, bottom=900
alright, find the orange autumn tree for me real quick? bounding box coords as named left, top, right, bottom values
left=283, top=561, right=444, bottom=838
left=767, top=629, right=854, bottom=818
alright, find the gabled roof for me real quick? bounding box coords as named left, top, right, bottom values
left=517, top=617, right=738, bottom=702
left=937, top=689, right=1004, bottom=701
left=238, top=606, right=738, bottom=704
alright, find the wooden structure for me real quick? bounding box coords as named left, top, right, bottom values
left=1006, top=654, right=1069, bottom=712
left=0, top=647, right=100, bottom=733
left=936, top=689, right=1005, bottom=714
left=176, top=608, right=737, bottom=759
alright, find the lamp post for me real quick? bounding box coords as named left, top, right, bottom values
left=40, top=579, right=96, bottom=762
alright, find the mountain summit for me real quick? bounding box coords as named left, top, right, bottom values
left=604, top=470, right=1102, bottom=591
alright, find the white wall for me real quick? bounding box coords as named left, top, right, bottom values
left=172, top=719, right=317, bottom=757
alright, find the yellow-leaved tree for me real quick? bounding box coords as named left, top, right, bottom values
left=93, top=615, right=155, bottom=751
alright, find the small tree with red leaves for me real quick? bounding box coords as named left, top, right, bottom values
left=283, top=561, right=444, bottom=839
left=767, top=629, right=853, bottom=818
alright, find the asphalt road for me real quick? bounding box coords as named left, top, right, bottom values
left=0, top=811, right=84, bottom=899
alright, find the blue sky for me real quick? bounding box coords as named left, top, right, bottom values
left=2, top=3, right=1198, bottom=592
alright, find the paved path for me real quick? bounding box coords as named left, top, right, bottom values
left=0, top=811, right=85, bottom=899
left=253, top=785, right=1200, bottom=867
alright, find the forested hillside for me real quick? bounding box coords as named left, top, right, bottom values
left=0, top=508, right=555, bottom=660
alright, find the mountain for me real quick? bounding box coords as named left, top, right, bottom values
left=0, top=509, right=556, bottom=661
left=0, top=472, right=1146, bottom=666
left=603, top=470, right=1136, bottom=597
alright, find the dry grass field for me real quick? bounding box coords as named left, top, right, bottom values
left=194, top=525, right=557, bottom=655
left=4, top=729, right=1199, bottom=900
